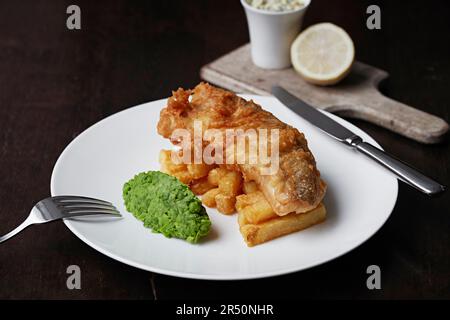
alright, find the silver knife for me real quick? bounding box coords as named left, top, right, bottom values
left=272, top=86, right=445, bottom=196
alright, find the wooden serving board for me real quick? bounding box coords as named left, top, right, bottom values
left=200, top=44, right=448, bottom=144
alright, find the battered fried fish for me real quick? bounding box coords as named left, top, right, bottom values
left=157, top=83, right=326, bottom=215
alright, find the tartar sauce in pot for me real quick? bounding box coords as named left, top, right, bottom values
left=246, top=0, right=305, bottom=12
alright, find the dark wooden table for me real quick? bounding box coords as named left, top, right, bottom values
left=0, top=0, right=448, bottom=300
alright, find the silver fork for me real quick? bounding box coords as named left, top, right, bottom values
left=0, top=196, right=121, bottom=244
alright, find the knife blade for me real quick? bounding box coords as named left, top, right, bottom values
left=272, top=86, right=445, bottom=196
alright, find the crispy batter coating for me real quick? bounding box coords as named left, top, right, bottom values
left=157, top=83, right=326, bottom=215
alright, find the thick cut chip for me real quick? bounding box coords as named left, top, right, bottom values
left=238, top=203, right=326, bottom=247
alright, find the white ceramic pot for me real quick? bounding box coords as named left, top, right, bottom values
left=241, top=0, right=311, bottom=69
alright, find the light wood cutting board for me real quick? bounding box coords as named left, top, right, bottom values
left=200, top=44, right=448, bottom=144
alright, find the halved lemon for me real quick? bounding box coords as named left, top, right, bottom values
left=291, top=23, right=355, bottom=86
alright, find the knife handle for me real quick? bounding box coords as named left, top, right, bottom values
left=351, top=140, right=445, bottom=195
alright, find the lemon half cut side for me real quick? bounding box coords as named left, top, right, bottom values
left=291, top=23, right=355, bottom=86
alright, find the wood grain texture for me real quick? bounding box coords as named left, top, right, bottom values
left=201, top=44, right=449, bottom=144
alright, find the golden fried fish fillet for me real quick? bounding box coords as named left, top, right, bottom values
left=157, top=83, right=326, bottom=215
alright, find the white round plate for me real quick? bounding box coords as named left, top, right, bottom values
left=51, top=95, right=398, bottom=280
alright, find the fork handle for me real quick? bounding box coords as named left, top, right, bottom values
left=0, top=215, right=35, bottom=244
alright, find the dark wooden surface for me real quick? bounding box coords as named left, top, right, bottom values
left=0, top=0, right=448, bottom=300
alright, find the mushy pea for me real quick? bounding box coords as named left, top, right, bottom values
left=123, top=171, right=211, bottom=243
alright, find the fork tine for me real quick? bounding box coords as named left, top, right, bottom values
left=52, top=196, right=112, bottom=206
left=58, top=202, right=116, bottom=210
left=63, top=208, right=121, bottom=216
left=50, top=196, right=121, bottom=217
left=60, top=203, right=117, bottom=210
